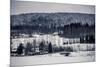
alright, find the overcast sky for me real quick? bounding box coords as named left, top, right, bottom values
left=11, top=1, right=95, bottom=15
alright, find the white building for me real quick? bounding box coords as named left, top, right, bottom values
left=11, top=34, right=80, bottom=50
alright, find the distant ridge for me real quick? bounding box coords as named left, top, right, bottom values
left=11, top=13, right=95, bottom=26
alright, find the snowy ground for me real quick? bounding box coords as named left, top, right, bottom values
left=10, top=51, right=95, bottom=66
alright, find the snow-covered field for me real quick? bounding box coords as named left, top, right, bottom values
left=10, top=51, right=95, bottom=66
left=10, top=34, right=95, bottom=66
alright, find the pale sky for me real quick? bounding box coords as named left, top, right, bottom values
left=11, top=1, right=95, bottom=15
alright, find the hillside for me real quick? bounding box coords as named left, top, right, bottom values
left=11, top=13, right=95, bottom=26
left=11, top=13, right=95, bottom=38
